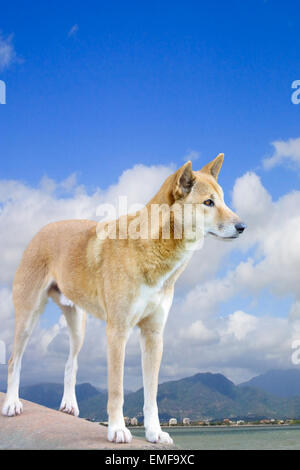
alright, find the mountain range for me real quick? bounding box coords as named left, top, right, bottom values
left=240, top=369, right=300, bottom=398
left=10, top=369, right=300, bottom=422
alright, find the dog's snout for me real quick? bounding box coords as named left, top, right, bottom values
left=235, top=222, right=247, bottom=234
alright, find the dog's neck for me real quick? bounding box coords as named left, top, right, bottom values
left=136, top=189, right=203, bottom=286
left=92, top=178, right=203, bottom=287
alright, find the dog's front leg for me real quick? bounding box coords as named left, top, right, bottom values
left=106, top=324, right=132, bottom=444
left=139, top=313, right=174, bottom=445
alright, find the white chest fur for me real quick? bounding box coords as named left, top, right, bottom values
left=130, top=251, right=192, bottom=325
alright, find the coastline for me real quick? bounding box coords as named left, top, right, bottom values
left=127, top=423, right=293, bottom=429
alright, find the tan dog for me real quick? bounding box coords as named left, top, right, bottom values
left=2, top=154, right=246, bottom=444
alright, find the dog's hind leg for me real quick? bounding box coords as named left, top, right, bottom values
left=48, top=286, right=86, bottom=417
left=2, top=281, right=49, bottom=417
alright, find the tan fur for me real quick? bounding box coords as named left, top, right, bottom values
left=2, top=154, right=245, bottom=444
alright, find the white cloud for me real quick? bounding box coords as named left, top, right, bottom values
left=162, top=308, right=298, bottom=385
left=159, top=169, right=300, bottom=384
left=0, top=164, right=174, bottom=389
left=226, top=310, right=258, bottom=341
left=184, top=170, right=300, bottom=307
left=232, top=172, right=300, bottom=297
left=0, top=33, right=18, bottom=71
left=68, top=24, right=79, bottom=38
left=102, top=163, right=174, bottom=211
left=1, top=161, right=300, bottom=389
left=263, top=137, right=300, bottom=169
left=183, top=149, right=200, bottom=162
left=232, top=172, right=272, bottom=222
left=0, top=164, right=173, bottom=284
left=179, top=319, right=218, bottom=344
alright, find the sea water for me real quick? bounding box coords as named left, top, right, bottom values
left=131, top=425, right=300, bottom=450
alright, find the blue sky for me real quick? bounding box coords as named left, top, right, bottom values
left=1, top=0, right=300, bottom=387
left=1, top=0, right=300, bottom=195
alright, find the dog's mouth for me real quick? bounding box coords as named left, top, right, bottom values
left=208, top=231, right=239, bottom=240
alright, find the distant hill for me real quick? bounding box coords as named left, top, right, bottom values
left=79, top=390, right=108, bottom=420
left=19, top=382, right=100, bottom=409
left=78, top=372, right=300, bottom=422
left=240, top=369, right=300, bottom=398
left=123, top=372, right=300, bottom=422
left=11, top=370, right=300, bottom=422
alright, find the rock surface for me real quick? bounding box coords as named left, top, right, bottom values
left=0, top=392, right=174, bottom=450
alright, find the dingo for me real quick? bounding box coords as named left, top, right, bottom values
left=2, top=154, right=246, bottom=444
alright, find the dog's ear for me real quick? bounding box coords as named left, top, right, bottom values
left=200, top=153, right=224, bottom=180
left=173, top=161, right=195, bottom=199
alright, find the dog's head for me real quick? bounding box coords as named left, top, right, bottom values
left=172, top=154, right=246, bottom=239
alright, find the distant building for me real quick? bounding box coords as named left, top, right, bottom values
left=124, top=417, right=131, bottom=426
left=169, top=418, right=177, bottom=426
left=237, top=420, right=245, bottom=425
left=182, top=418, right=190, bottom=425
left=130, top=417, right=138, bottom=426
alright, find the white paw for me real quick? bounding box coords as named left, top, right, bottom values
left=107, top=426, right=132, bottom=444
left=59, top=399, right=79, bottom=417
left=146, top=428, right=174, bottom=445
left=2, top=398, right=23, bottom=417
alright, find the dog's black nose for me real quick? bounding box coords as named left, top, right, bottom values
left=235, top=222, right=247, bottom=234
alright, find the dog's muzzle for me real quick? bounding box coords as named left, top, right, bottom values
left=235, top=222, right=247, bottom=234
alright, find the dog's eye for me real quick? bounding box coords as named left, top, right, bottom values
left=203, top=199, right=214, bottom=207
